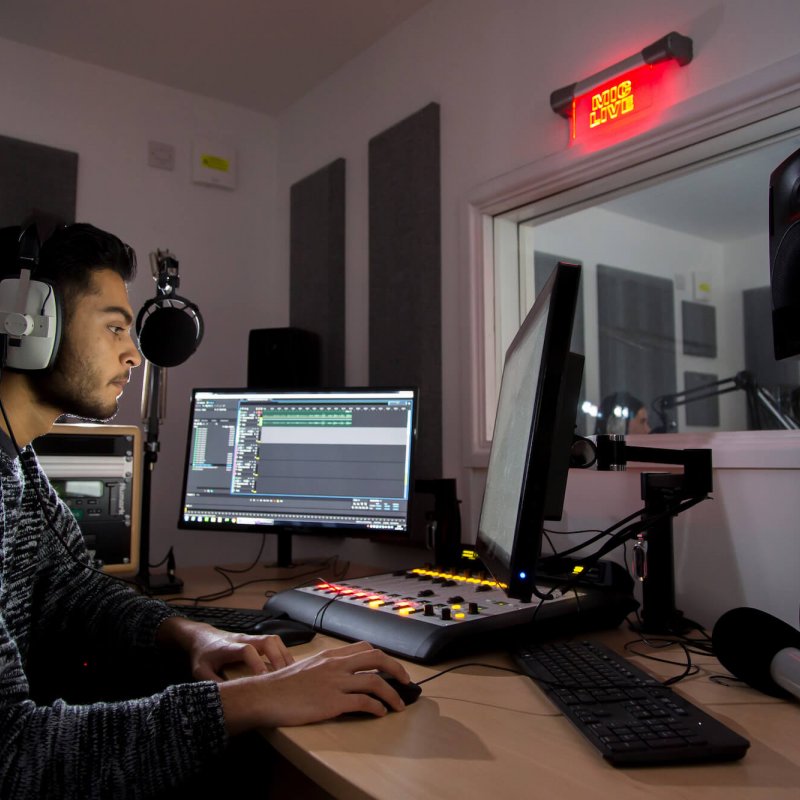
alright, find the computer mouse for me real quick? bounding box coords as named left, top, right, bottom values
left=252, top=618, right=316, bottom=646
left=372, top=671, right=422, bottom=709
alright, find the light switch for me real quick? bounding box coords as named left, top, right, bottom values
left=148, top=141, right=175, bottom=171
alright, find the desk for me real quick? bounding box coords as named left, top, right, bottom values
left=175, top=564, right=800, bottom=800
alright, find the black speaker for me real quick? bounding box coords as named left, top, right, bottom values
left=247, top=327, right=321, bottom=389
left=769, top=148, right=800, bottom=360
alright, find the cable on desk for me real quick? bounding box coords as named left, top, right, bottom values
left=414, top=662, right=525, bottom=685
left=167, top=557, right=344, bottom=606
left=709, top=674, right=749, bottom=689
left=623, top=637, right=701, bottom=685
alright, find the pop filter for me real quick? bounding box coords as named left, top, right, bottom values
left=135, top=248, right=203, bottom=368
left=136, top=296, right=203, bottom=368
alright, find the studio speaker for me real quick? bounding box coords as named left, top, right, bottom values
left=247, top=327, right=321, bottom=389
left=769, top=148, right=800, bottom=360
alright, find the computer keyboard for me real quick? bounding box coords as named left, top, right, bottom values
left=168, top=604, right=276, bottom=634
left=511, top=639, right=750, bottom=766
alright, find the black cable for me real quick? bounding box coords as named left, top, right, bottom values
left=169, top=560, right=341, bottom=606
left=149, top=546, right=172, bottom=570
left=539, top=506, right=649, bottom=562
left=543, top=526, right=605, bottom=537
left=312, top=582, right=348, bottom=631
left=527, top=493, right=710, bottom=604
left=541, top=529, right=557, bottom=555
left=623, top=636, right=700, bottom=686
left=415, top=662, right=524, bottom=685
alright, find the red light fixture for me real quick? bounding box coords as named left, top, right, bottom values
left=550, top=32, right=693, bottom=146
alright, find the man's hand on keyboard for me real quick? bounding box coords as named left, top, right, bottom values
left=157, top=616, right=293, bottom=681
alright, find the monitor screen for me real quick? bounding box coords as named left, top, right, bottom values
left=475, top=262, right=583, bottom=602
left=178, top=387, right=418, bottom=550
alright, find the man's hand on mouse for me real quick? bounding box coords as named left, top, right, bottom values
left=156, top=616, right=294, bottom=682
left=218, top=641, right=412, bottom=733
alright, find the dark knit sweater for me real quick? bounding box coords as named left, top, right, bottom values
left=0, top=442, right=227, bottom=798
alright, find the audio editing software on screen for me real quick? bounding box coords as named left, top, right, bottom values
left=181, top=389, right=416, bottom=534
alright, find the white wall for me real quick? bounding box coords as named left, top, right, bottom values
left=0, top=37, right=285, bottom=568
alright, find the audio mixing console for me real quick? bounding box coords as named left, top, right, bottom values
left=266, top=566, right=636, bottom=663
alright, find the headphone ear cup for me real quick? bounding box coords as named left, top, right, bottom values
left=0, top=277, right=61, bottom=370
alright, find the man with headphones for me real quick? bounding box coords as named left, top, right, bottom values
left=0, top=222, right=411, bottom=799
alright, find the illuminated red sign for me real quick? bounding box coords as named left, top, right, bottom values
left=570, top=61, right=674, bottom=145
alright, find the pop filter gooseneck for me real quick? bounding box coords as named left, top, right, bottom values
left=135, top=249, right=203, bottom=594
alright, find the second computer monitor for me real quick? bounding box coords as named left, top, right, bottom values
left=179, top=387, right=418, bottom=562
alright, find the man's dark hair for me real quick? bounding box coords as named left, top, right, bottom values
left=37, top=223, right=137, bottom=321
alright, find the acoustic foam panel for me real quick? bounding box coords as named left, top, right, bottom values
left=369, top=103, right=441, bottom=479
left=0, top=134, right=77, bottom=229
left=682, top=300, right=717, bottom=358
left=289, top=158, right=346, bottom=386
left=683, top=371, right=720, bottom=427
left=597, top=263, right=677, bottom=427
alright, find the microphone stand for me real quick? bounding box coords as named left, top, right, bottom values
left=135, top=360, right=182, bottom=593
left=134, top=249, right=187, bottom=594
left=653, top=371, right=799, bottom=432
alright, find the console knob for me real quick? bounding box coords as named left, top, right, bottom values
left=468, top=602, right=479, bottom=614
left=440, top=607, right=452, bottom=621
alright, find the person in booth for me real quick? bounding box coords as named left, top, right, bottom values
left=0, top=222, right=411, bottom=799
left=595, top=391, right=652, bottom=436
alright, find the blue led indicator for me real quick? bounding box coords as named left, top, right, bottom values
left=519, top=571, right=527, bottom=580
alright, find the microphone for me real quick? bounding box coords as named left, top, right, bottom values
left=712, top=606, right=800, bottom=700
left=135, top=249, right=203, bottom=368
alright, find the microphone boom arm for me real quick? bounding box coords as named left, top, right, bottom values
left=653, top=370, right=798, bottom=431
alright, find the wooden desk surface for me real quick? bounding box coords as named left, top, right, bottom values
left=175, top=564, right=800, bottom=800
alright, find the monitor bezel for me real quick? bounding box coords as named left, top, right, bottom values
left=475, top=262, right=582, bottom=602
left=177, top=385, right=419, bottom=540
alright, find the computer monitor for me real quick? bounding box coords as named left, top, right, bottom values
left=475, top=262, right=583, bottom=602
left=178, top=387, right=418, bottom=565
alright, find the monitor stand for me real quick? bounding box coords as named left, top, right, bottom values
left=276, top=532, right=293, bottom=568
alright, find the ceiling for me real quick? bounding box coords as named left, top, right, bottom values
left=601, top=135, right=800, bottom=243
left=0, top=0, right=431, bottom=114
